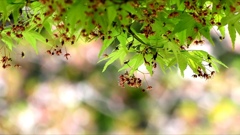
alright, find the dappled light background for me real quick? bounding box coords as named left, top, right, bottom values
left=0, top=31, right=240, bottom=134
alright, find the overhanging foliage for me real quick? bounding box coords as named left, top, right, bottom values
left=0, top=0, right=239, bottom=89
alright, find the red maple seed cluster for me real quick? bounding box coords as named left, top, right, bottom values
left=118, top=71, right=142, bottom=88
left=3, top=20, right=29, bottom=39
left=0, top=55, right=21, bottom=69
left=46, top=45, right=62, bottom=56
left=143, top=86, right=153, bottom=92
left=46, top=45, right=70, bottom=60
left=194, top=40, right=204, bottom=45
left=192, top=67, right=215, bottom=80
left=119, top=71, right=153, bottom=92
left=1, top=56, right=12, bottom=69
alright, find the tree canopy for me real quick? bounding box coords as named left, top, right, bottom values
left=0, top=0, right=239, bottom=89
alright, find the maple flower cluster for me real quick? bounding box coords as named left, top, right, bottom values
left=118, top=71, right=142, bottom=88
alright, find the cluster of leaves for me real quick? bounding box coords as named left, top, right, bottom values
left=0, top=0, right=240, bottom=88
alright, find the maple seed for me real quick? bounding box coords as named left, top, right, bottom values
left=64, top=53, right=70, bottom=60
left=194, top=40, right=199, bottom=45
left=2, top=64, right=6, bottom=69
left=54, top=33, right=58, bottom=38
left=14, top=64, right=21, bottom=68
left=153, top=62, right=157, bottom=68
left=103, top=54, right=108, bottom=58
left=46, top=50, right=51, bottom=55
left=211, top=71, right=215, bottom=76
left=6, top=31, right=11, bottom=36
left=188, top=36, right=193, bottom=41
left=208, top=63, right=212, bottom=67
left=192, top=74, right=197, bottom=78
left=198, top=40, right=204, bottom=44
left=168, top=12, right=179, bottom=18
left=124, top=60, right=129, bottom=64
left=180, top=45, right=186, bottom=50
left=230, top=5, right=236, bottom=12
left=147, top=86, right=153, bottom=90
left=207, top=55, right=211, bottom=60
left=21, top=52, right=25, bottom=58
left=216, top=22, right=221, bottom=26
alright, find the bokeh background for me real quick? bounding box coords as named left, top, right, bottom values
left=0, top=28, right=240, bottom=135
